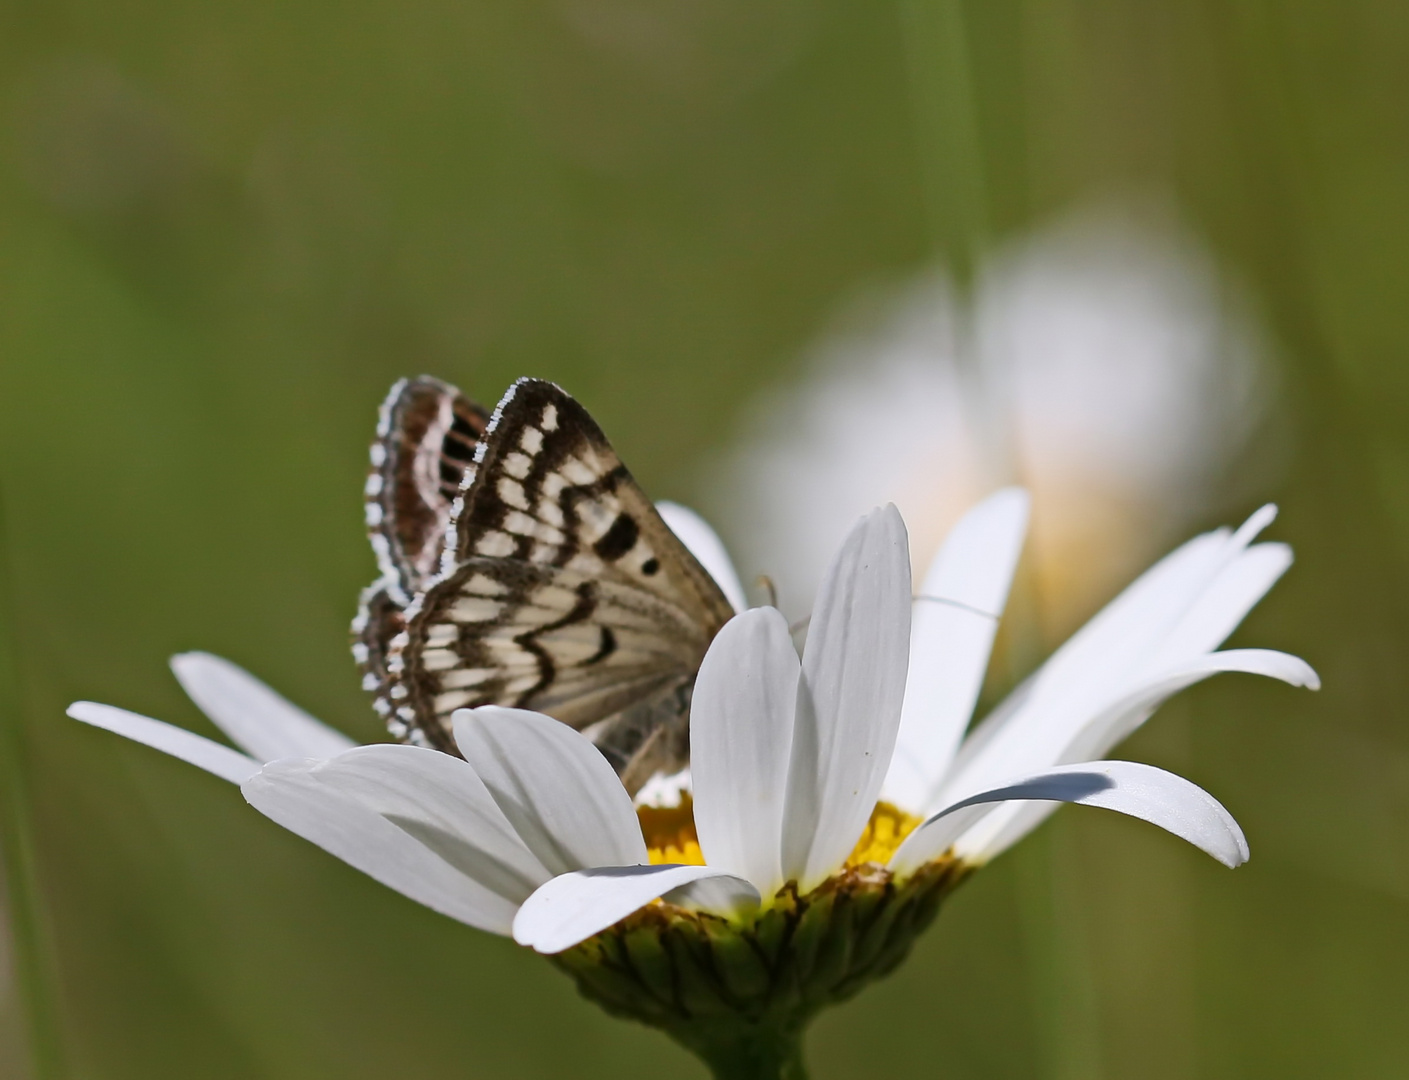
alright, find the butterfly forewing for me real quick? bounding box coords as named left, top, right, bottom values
left=448, top=379, right=732, bottom=619
left=383, top=379, right=737, bottom=785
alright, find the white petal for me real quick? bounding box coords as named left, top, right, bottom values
left=656, top=501, right=748, bottom=614
left=633, top=767, right=692, bottom=809
left=890, top=761, right=1248, bottom=873
left=452, top=707, right=647, bottom=874
left=952, top=649, right=1316, bottom=855
left=944, top=648, right=1315, bottom=816
left=170, top=652, right=356, bottom=762
left=690, top=607, right=799, bottom=896
left=958, top=761, right=1251, bottom=867
left=1021, top=507, right=1278, bottom=713
left=782, top=505, right=912, bottom=891
left=1231, top=502, right=1279, bottom=547
left=664, top=875, right=763, bottom=913
left=306, top=744, right=549, bottom=901
left=243, top=761, right=519, bottom=934
left=68, top=702, right=260, bottom=784
left=941, top=507, right=1286, bottom=803
left=1062, top=648, right=1319, bottom=765
left=883, top=488, right=1029, bottom=812
left=1011, top=528, right=1236, bottom=712
left=1147, top=543, right=1292, bottom=668
left=513, top=865, right=759, bottom=954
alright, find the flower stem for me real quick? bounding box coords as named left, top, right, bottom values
left=0, top=486, right=67, bottom=1078
left=678, top=1026, right=809, bottom=1080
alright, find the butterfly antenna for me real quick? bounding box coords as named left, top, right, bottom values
left=755, top=574, right=779, bottom=609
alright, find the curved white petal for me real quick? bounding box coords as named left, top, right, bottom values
left=306, top=744, right=549, bottom=901
left=1018, top=507, right=1276, bottom=710
left=891, top=761, right=1248, bottom=874
left=242, top=761, right=519, bottom=934
left=633, top=767, right=692, bottom=809
left=1147, top=543, right=1292, bottom=668
left=452, top=707, right=647, bottom=875
left=883, top=488, right=1029, bottom=812
left=656, top=501, right=748, bottom=614
left=941, top=506, right=1289, bottom=803
left=782, top=505, right=912, bottom=891
left=68, top=702, right=260, bottom=784
left=664, top=874, right=764, bottom=913
left=1062, top=648, right=1319, bottom=765
left=941, top=530, right=1229, bottom=791
left=171, top=652, right=355, bottom=761
left=892, top=767, right=1119, bottom=873
left=941, top=649, right=1316, bottom=811
left=513, top=864, right=759, bottom=954
left=1015, top=524, right=1248, bottom=712
left=951, top=650, right=1316, bottom=852
left=690, top=607, right=799, bottom=896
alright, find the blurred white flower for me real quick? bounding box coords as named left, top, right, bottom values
left=714, top=210, right=1270, bottom=639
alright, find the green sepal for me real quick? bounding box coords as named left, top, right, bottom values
left=550, top=859, right=970, bottom=1080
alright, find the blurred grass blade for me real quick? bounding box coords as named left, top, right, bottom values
left=898, top=0, right=992, bottom=285
left=0, top=487, right=66, bottom=1078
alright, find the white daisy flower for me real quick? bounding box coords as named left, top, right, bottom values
left=69, top=495, right=1315, bottom=1077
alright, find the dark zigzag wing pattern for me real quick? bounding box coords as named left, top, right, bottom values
left=352, top=377, right=490, bottom=702
left=380, top=378, right=737, bottom=793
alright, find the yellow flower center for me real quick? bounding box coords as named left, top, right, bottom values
left=638, top=797, right=706, bottom=866
left=844, top=800, right=924, bottom=867
left=637, top=795, right=924, bottom=871
left=564, top=802, right=969, bottom=1057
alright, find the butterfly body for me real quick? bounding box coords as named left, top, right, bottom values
left=354, top=376, right=736, bottom=793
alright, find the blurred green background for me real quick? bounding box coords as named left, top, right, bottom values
left=2, top=1, right=1408, bottom=1077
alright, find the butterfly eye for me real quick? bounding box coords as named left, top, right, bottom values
left=641, top=558, right=661, bottom=576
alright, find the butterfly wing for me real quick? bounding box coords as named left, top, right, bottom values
left=353, top=377, right=490, bottom=695
left=383, top=378, right=737, bottom=790
left=366, top=376, right=491, bottom=599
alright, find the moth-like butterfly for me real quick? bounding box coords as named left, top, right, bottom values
left=353, top=376, right=738, bottom=795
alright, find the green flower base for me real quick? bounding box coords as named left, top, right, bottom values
left=552, top=859, right=971, bottom=1080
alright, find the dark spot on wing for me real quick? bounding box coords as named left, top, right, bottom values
left=585, top=625, right=617, bottom=666
left=593, top=513, right=639, bottom=562
left=641, top=557, right=660, bottom=576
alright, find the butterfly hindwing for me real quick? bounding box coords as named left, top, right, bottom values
left=354, top=377, right=490, bottom=696
left=382, top=378, right=737, bottom=788
left=367, top=376, right=490, bottom=600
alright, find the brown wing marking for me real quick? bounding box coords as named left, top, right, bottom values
left=366, top=376, right=489, bottom=601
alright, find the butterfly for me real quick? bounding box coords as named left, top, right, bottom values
left=353, top=376, right=738, bottom=795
